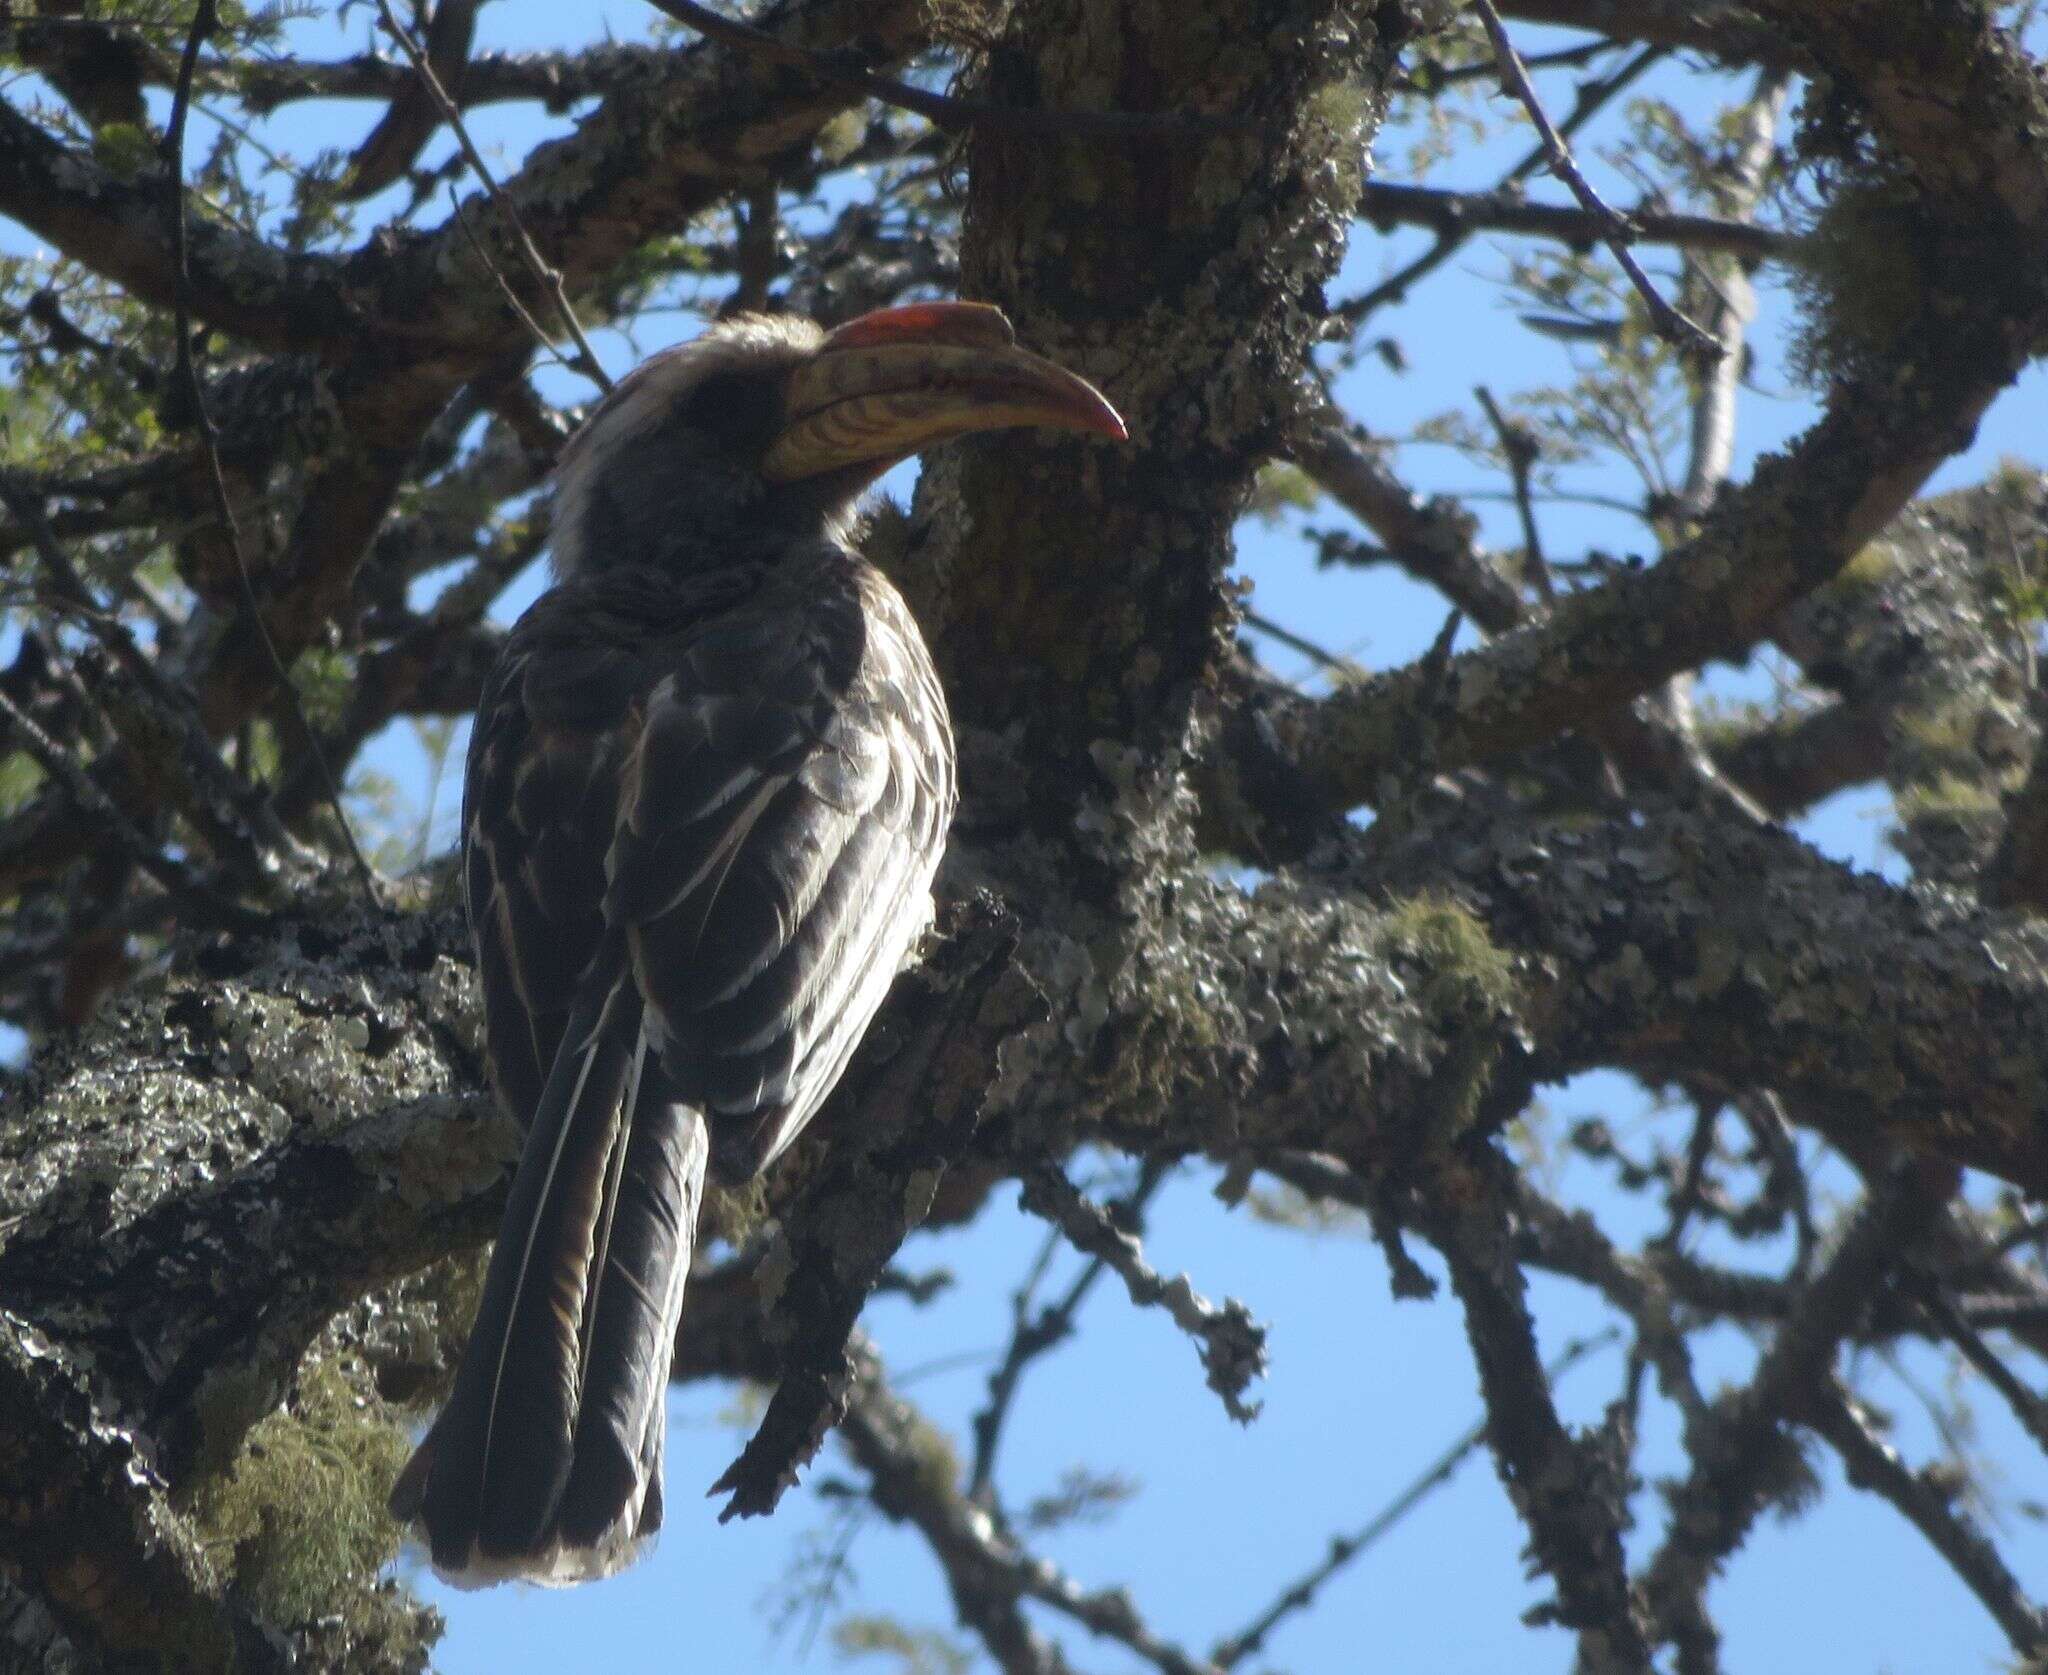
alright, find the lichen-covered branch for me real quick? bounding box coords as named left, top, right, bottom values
left=1431, top=1168, right=1655, bottom=1672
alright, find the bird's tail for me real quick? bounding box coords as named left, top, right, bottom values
left=390, top=934, right=709, bottom=1586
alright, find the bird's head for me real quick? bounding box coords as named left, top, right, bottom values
left=549, top=302, right=1126, bottom=577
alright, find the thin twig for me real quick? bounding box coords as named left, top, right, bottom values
left=1474, top=383, right=1552, bottom=600
left=969, top=1162, right=1169, bottom=1508
left=0, top=687, right=247, bottom=929
left=1402, top=35, right=1615, bottom=92
left=646, top=0, right=1252, bottom=142
left=1211, top=1328, right=1620, bottom=1670
left=1339, top=43, right=1665, bottom=326
left=848, top=1347, right=1223, bottom=1675
left=446, top=186, right=589, bottom=385
left=1916, top=1284, right=2048, bottom=1455
left=1019, top=1165, right=1267, bottom=1423
left=375, top=0, right=614, bottom=395
left=162, top=0, right=377, bottom=898
left=1287, top=406, right=1525, bottom=634
left=1470, top=0, right=1722, bottom=365
left=1357, top=180, right=1795, bottom=263
left=1242, top=610, right=1364, bottom=680
left=969, top=1229, right=1106, bottom=1508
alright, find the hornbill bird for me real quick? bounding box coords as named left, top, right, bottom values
left=389, top=303, right=1125, bottom=1585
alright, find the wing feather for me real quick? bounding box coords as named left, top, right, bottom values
left=609, top=560, right=953, bottom=1183
left=467, top=551, right=952, bottom=1206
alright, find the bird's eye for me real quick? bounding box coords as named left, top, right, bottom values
left=679, top=371, right=782, bottom=453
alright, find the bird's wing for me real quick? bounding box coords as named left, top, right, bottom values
left=603, top=557, right=955, bottom=1181
left=463, top=637, right=630, bottom=1128
left=426, top=558, right=951, bottom=1575
left=466, top=552, right=954, bottom=1172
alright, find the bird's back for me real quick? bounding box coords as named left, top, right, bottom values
left=463, top=541, right=956, bottom=1177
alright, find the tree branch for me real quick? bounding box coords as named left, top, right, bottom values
left=1808, top=1382, right=2048, bottom=1660
left=1358, top=180, right=1794, bottom=262
left=1471, top=0, right=1722, bottom=363
left=0, top=96, right=360, bottom=351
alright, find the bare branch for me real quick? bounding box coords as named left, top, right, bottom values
left=1357, top=180, right=1796, bottom=262
left=1638, top=1163, right=1953, bottom=1666
left=844, top=1353, right=1220, bottom=1675
left=969, top=1163, right=1168, bottom=1508
left=1432, top=1172, right=1655, bottom=1672
left=1288, top=409, right=1524, bottom=632
left=1339, top=43, right=1664, bottom=325
left=1475, top=383, right=1553, bottom=599
left=645, top=0, right=1252, bottom=142
left=1470, top=0, right=1721, bottom=362
left=375, top=0, right=613, bottom=394
left=1211, top=1327, right=1620, bottom=1670
left=341, top=0, right=481, bottom=200
left=1018, top=1165, right=1268, bottom=1424
left=1808, top=1383, right=2048, bottom=1660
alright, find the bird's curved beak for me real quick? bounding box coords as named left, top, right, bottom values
left=761, top=301, right=1127, bottom=483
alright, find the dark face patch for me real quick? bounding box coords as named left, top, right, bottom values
left=677, top=369, right=786, bottom=462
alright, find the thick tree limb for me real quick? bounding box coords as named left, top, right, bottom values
left=1706, top=696, right=1892, bottom=818
left=0, top=97, right=361, bottom=350
left=1350, top=796, right=2048, bottom=1194
left=1500, top=1, right=1794, bottom=64
left=1273, top=364, right=2037, bottom=816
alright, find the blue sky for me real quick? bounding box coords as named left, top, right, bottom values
left=6, top=4, right=2047, bottom=1669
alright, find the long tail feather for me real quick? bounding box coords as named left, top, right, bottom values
left=390, top=934, right=709, bottom=1584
